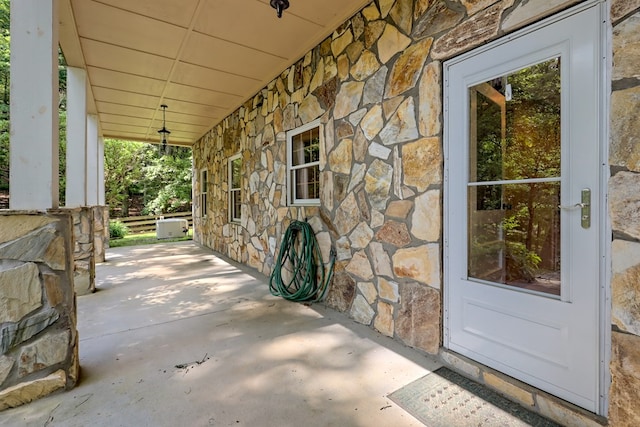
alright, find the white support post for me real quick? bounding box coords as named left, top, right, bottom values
left=97, top=137, right=105, bottom=206
left=65, top=67, right=88, bottom=207
left=86, top=114, right=99, bottom=206
left=9, top=0, right=60, bottom=210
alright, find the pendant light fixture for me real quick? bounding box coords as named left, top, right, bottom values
left=270, top=0, right=289, bottom=18
left=157, top=104, right=171, bottom=148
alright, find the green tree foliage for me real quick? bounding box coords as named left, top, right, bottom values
left=104, top=140, right=192, bottom=217
left=471, top=58, right=562, bottom=282
left=104, top=139, right=147, bottom=216
left=502, top=59, right=561, bottom=263
left=141, top=146, right=193, bottom=215
left=0, top=0, right=9, bottom=190
left=0, top=115, right=7, bottom=191
left=58, top=111, right=67, bottom=204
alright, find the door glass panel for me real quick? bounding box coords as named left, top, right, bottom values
left=468, top=58, right=561, bottom=296
left=468, top=182, right=561, bottom=294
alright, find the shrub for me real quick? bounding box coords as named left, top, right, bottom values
left=109, top=220, right=129, bottom=239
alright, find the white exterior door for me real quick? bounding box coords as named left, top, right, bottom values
left=444, top=4, right=605, bottom=413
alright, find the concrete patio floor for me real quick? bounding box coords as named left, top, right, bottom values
left=2, top=241, right=442, bottom=426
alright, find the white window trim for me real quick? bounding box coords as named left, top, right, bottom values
left=286, top=119, right=322, bottom=206
left=200, top=168, right=208, bottom=218
left=228, top=153, right=242, bottom=223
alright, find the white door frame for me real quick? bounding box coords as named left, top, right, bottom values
left=442, top=0, right=611, bottom=415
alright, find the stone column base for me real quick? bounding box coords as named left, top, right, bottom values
left=0, top=211, right=79, bottom=411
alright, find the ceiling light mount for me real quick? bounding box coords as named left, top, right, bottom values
left=157, top=104, right=171, bottom=148
left=270, top=0, right=289, bottom=18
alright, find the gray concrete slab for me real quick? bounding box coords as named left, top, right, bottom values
left=2, top=241, right=440, bottom=426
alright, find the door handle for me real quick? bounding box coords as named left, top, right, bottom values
left=558, top=188, right=591, bottom=229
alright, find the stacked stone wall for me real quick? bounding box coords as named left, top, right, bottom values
left=194, top=0, right=585, bottom=355
left=193, top=0, right=640, bottom=423
left=608, top=1, right=640, bottom=426
left=0, top=211, right=79, bottom=410
left=53, top=206, right=107, bottom=295
left=93, top=206, right=109, bottom=264
left=67, top=207, right=95, bottom=295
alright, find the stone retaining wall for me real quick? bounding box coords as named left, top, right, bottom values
left=0, top=211, right=79, bottom=410
left=192, top=0, right=640, bottom=424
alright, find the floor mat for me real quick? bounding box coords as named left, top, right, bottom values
left=388, top=368, right=561, bottom=427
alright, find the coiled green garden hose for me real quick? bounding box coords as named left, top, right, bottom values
left=269, top=220, right=336, bottom=302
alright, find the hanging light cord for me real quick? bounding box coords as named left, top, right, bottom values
left=269, top=220, right=336, bottom=302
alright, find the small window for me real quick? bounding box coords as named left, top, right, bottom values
left=228, top=154, right=242, bottom=223
left=287, top=120, right=321, bottom=205
left=200, top=169, right=208, bottom=218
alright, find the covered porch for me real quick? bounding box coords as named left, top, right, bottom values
left=5, top=1, right=640, bottom=425
left=1, top=241, right=565, bottom=426
left=0, top=0, right=374, bottom=410
left=4, top=241, right=437, bottom=425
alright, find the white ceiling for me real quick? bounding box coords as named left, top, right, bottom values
left=58, top=0, right=372, bottom=146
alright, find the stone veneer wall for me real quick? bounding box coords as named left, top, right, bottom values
left=67, top=207, right=95, bottom=296
left=59, top=206, right=108, bottom=297
left=0, top=211, right=79, bottom=410
left=93, top=206, right=109, bottom=264
left=193, top=0, right=587, bottom=357
left=608, top=1, right=640, bottom=426
left=193, top=0, right=640, bottom=424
